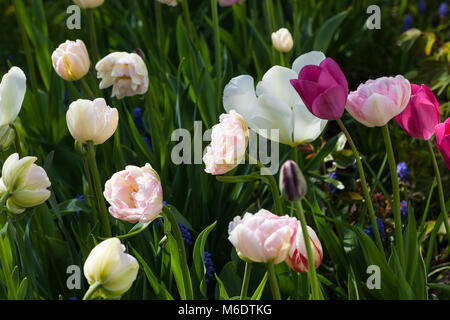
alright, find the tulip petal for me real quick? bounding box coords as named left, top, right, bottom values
left=311, top=86, right=347, bottom=120
left=11, top=189, right=51, bottom=207
left=320, top=58, right=348, bottom=94
left=0, top=67, right=26, bottom=127
left=292, top=51, right=326, bottom=74
left=223, top=75, right=259, bottom=123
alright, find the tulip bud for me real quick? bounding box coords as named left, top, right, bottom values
left=83, top=238, right=139, bottom=299
left=279, top=160, right=307, bottom=202
left=0, top=126, right=15, bottom=151
left=271, top=28, right=293, bottom=53
left=286, top=222, right=323, bottom=273
left=0, top=153, right=51, bottom=214
left=52, top=40, right=90, bottom=81
left=96, top=52, right=149, bottom=99
left=435, top=118, right=450, bottom=170
left=66, top=98, right=119, bottom=145
left=0, top=67, right=26, bottom=129
left=72, top=0, right=104, bottom=8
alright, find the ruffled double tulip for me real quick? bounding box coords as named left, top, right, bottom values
left=290, top=58, right=348, bottom=120
left=104, top=164, right=163, bottom=223
left=156, top=0, right=178, bottom=6
left=72, top=0, right=104, bottom=8
left=96, top=52, right=149, bottom=99
left=395, top=84, right=440, bottom=140
left=66, top=98, right=119, bottom=145
left=223, top=51, right=328, bottom=146
left=286, top=223, right=322, bottom=273
left=0, top=67, right=26, bottom=137
left=52, top=40, right=90, bottom=82
left=0, top=153, right=51, bottom=214
left=346, top=75, right=411, bottom=127
left=228, top=209, right=298, bottom=264
left=203, top=110, right=249, bottom=175
left=435, top=118, right=450, bottom=169
left=271, top=28, right=293, bottom=53
left=83, top=238, right=139, bottom=299
left=218, top=0, right=244, bottom=6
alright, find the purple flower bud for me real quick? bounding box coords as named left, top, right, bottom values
left=279, top=160, right=307, bottom=202
left=439, top=3, right=448, bottom=17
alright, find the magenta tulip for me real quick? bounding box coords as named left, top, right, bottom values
left=435, top=118, right=450, bottom=169
left=395, top=84, right=440, bottom=140
left=290, top=58, right=348, bottom=120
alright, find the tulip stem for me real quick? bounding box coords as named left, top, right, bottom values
left=211, top=0, right=222, bottom=115
left=87, top=9, right=100, bottom=64
left=82, top=157, right=98, bottom=226
left=240, top=262, right=252, bottom=300
left=279, top=52, right=286, bottom=67
left=337, top=119, right=384, bottom=253
left=381, top=125, right=404, bottom=266
left=9, top=124, right=22, bottom=158
left=82, top=281, right=102, bottom=300
left=427, top=140, right=450, bottom=237
left=86, top=141, right=111, bottom=238
left=80, top=78, right=96, bottom=100
left=162, top=206, right=193, bottom=300
left=295, top=200, right=322, bottom=300
left=0, top=192, right=17, bottom=300
left=266, top=263, right=281, bottom=300
left=181, top=0, right=194, bottom=39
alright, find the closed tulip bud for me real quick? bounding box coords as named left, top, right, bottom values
left=51, top=40, right=90, bottom=81
left=203, top=110, right=249, bottom=175
left=346, top=75, right=411, bottom=127
left=83, top=238, right=139, bottom=299
left=395, top=84, right=440, bottom=140
left=0, top=153, right=51, bottom=214
left=72, top=0, right=104, bottom=8
left=0, top=126, right=15, bottom=151
left=104, top=164, right=163, bottom=223
left=0, top=67, right=26, bottom=129
left=96, top=52, right=149, bottom=99
left=66, top=98, right=119, bottom=145
left=290, top=58, right=348, bottom=120
left=228, top=209, right=298, bottom=264
left=271, top=28, right=293, bottom=53
left=279, top=160, right=307, bottom=202
left=156, top=0, right=178, bottom=6
left=218, top=0, right=244, bottom=6
left=286, top=223, right=323, bottom=273
left=435, top=118, right=450, bottom=170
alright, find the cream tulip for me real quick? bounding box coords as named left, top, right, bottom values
left=271, top=28, right=293, bottom=53
left=66, top=98, right=118, bottom=145
left=83, top=238, right=139, bottom=299
left=96, top=52, right=149, bottom=99
left=72, top=0, right=104, bottom=8
left=0, top=67, right=26, bottom=129
left=223, top=51, right=328, bottom=147
left=0, top=153, right=51, bottom=214
left=156, top=0, right=178, bottom=6
left=52, top=40, right=90, bottom=81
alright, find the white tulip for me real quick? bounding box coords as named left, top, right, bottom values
left=66, top=98, right=119, bottom=145
left=223, top=51, right=328, bottom=147
left=0, top=67, right=26, bottom=128
left=271, top=28, right=293, bottom=53
left=83, top=238, right=139, bottom=299
left=0, top=153, right=51, bottom=214
left=72, top=0, right=104, bottom=8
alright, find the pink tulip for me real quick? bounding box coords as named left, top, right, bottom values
left=346, top=75, right=411, bottom=127
left=290, top=58, right=348, bottom=120
left=286, top=223, right=322, bottom=273
left=228, top=209, right=298, bottom=264
left=435, top=118, right=450, bottom=170
left=203, top=110, right=249, bottom=175
left=395, top=84, right=440, bottom=140
left=104, top=164, right=163, bottom=223
left=218, top=0, right=243, bottom=7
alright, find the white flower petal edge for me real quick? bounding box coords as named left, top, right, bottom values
left=0, top=67, right=26, bottom=127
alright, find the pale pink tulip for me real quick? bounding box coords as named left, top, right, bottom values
left=228, top=209, right=298, bottom=264
left=52, top=40, right=90, bottom=81
left=203, top=110, right=249, bottom=175
left=346, top=75, right=411, bottom=127
left=218, top=0, right=244, bottom=7
left=104, top=164, right=163, bottom=223
left=286, top=223, right=323, bottom=273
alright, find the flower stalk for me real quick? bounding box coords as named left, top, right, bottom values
left=82, top=281, right=102, bottom=300
left=0, top=191, right=17, bottom=300
left=266, top=262, right=281, bottom=300
left=240, top=262, right=252, bottom=300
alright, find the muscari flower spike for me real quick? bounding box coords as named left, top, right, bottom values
left=396, top=162, right=410, bottom=182
left=204, top=251, right=215, bottom=284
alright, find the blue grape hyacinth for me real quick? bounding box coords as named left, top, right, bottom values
left=400, top=200, right=408, bottom=220
left=328, top=171, right=339, bottom=197
left=363, top=217, right=384, bottom=238
left=417, top=0, right=426, bottom=15
left=439, top=3, right=448, bottom=17
left=75, top=194, right=85, bottom=219
left=133, top=107, right=144, bottom=130
left=204, top=251, right=215, bottom=284
left=397, top=162, right=410, bottom=182
left=403, top=15, right=413, bottom=32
